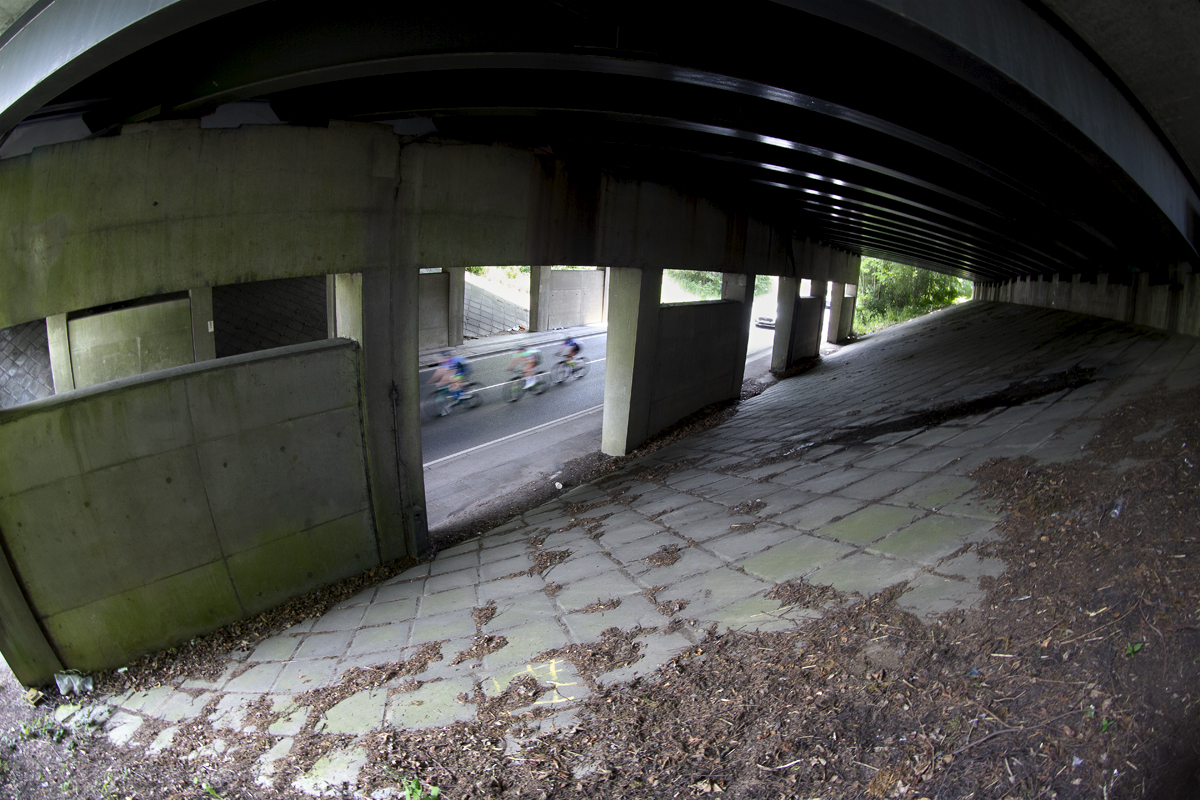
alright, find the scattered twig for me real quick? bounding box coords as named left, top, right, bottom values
left=951, top=710, right=1084, bottom=757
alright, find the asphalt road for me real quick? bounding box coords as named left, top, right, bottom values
left=419, top=322, right=780, bottom=465
left=418, top=311, right=819, bottom=532
left=419, top=333, right=609, bottom=464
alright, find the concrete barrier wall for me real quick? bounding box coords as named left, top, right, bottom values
left=0, top=339, right=376, bottom=677
left=977, top=271, right=1200, bottom=337
left=546, top=269, right=605, bottom=328
left=649, top=301, right=745, bottom=437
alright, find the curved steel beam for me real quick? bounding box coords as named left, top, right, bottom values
left=777, top=0, right=1200, bottom=256
left=0, top=0, right=265, bottom=136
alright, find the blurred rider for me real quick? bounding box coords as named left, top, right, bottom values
left=557, top=336, right=582, bottom=374
left=508, top=345, right=541, bottom=389
left=430, top=349, right=470, bottom=411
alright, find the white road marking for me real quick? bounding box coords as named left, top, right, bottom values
left=423, top=404, right=604, bottom=468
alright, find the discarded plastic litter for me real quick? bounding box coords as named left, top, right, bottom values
left=555, top=482, right=563, bottom=490
left=54, top=672, right=93, bottom=696
left=1109, top=498, right=1125, bottom=519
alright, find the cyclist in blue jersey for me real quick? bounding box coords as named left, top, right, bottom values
left=556, top=337, right=582, bottom=376
left=430, top=349, right=470, bottom=413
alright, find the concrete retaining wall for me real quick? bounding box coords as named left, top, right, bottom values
left=545, top=269, right=605, bottom=329
left=68, top=296, right=194, bottom=388
left=976, top=271, right=1200, bottom=337
left=649, top=301, right=745, bottom=437
left=0, top=339, right=376, bottom=680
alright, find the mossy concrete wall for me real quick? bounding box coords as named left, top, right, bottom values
left=67, top=296, right=194, bottom=388
left=0, top=339, right=375, bottom=682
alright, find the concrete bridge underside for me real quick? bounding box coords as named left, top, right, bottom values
left=0, top=0, right=1198, bottom=685
left=0, top=123, right=858, bottom=685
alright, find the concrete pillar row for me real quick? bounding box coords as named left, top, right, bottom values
left=774, top=278, right=826, bottom=371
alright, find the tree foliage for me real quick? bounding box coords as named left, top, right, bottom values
left=666, top=270, right=773, bottom=299
left=854, top=258, right=970, bottom=332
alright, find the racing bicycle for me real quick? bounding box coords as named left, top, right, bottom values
left=507, top=370, right=547, bottom=402
left=550, top=355, right=590, bottom=384
left=429, top=381, right=481, bottom=417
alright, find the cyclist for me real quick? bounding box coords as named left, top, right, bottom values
left=429, top=349, right=470, bottom=414
left=508, top=345, right=542, bottom=390
left=556, top=336, right=583, bottom=377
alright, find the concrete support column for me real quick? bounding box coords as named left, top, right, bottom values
left=826, top=282, right=846, bottom=344
left=722, top=272, right=755, bottom=393
left=46, top=313, right=73, bottom=393
left=447, top=267, right=465, bottom=346
left=601, top=267, right=662, bottom=456
left=839, top=286, right=857, bottom=342
left=189, top=287, right=216, bottom=362
left=770, top=277, right=825, bottom=372
left=826, top=282, right=856, bottom=343
left=360, top=265, right=429, bottom=561
left=771, top=277, right=799, bottom=372
left=601, top=268, right=611, bottom=324
left=529, top=265, right=554, bottom=332
left=326, top=275, right=338, bottom=338
left=329, top=273, right=364, bottom=343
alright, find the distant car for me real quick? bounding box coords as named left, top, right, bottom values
left=755, top=312, right=776, bottom=329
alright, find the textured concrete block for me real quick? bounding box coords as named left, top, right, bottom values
left=818, top=505, right=920, bottom=546
left=737, top=535, right=855, bottom=582
left=870, top=514, right=992, bottom=565
left=315, top=688, right=387, bottom=734
left=387, top=676, right=476, bottom=730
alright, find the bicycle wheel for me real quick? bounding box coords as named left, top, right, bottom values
left=550, top=360, right=569, bottom=384
left=530, top=373, right=547, bottom=395
left=507, top=377, right=524, bottom=402
left=461, top=383, right=481, bottom=409
left=573, top=357, right=590, bottom=379
left=422, top=388, right=439, bottom=420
